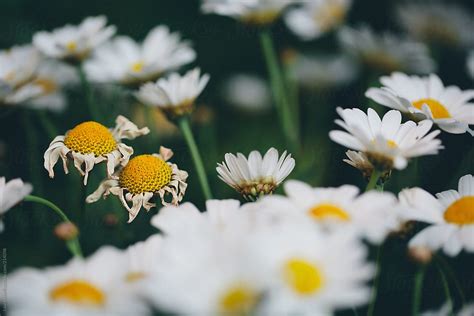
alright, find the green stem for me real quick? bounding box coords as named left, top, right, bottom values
left=412, top=266, right=425, bottom=316
left=259, top=29, right=298, bottom=150
left=77, top=65, right=100, bottom=122
left=367, top=245, right=383, bottom=316
left=365, top=170, right=381, bottom=192
left=37, top=110, right=57, bottom=139
left=178, top=116, right=213, bottom=200
left=24, top=195, right=83, bottom=258
left=436, top=264, right=453, bottom=316
left=435, top=255, right=466, bottom=305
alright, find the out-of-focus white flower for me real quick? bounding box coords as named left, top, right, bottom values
left=401, top=174, right=474, bottom=257
left=2, top=247, right=151, bottom=316
left=338, top=25, right=435, bottom=74
left=44, top=116, right=149, bottom=185
left=366, top=72, right=474, bottom=135
left=201, top=0, right=293, bottom=25
left=253, top=221, right=374, bottom=315
left=397, top=2, right=474, bottom=48
left=221, top=74, right=272, bottom=113
left=285, top=0, right=352, bottom=40
left=467, top=51, right=474, bottom=80
left=33, top=16, right=116, bottom=62
left=329, top=108, right=443, bottom=170
left=0, top=177, right=32, bottom=232
left=255, top=180, right=401, bottom=244
left=136, top=68, right=209, bottom=117
left=84, top=26, right=196, bottom=85
left=289, top=53, right=359, bottom=89
left=216, top=147, right=295, bottom=200
left=87, top=146, right=188, bottom=223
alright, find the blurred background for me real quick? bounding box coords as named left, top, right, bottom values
left=0, top=0, right=473, bottom=315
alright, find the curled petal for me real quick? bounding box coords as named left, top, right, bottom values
left=112, top=115, right=150, bottom=140
left=86, top=179, right=119, bottom=203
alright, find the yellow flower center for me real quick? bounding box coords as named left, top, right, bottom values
left=242, top=10, right=281, bottom=25
left=49, top=279, right=105, bottom=306
left=64, top=121, right=117, bottom=156
left=316, top=3, right=347, bottom=32
left=387, top=140, right=398, bottom=148
left=412, top=98, right=451, bottom=119
left=131, top=61, right=144, bottom=73
left=443, top=196, right=474, bottom=225
left=283, top=258, right=324, bottom=296
left=119, top=155, right=172, bottom=195
left=33, top=78, right=57, bottom=95
left=219, top=284, right=258, bottom=315
left=66, top=41, right=77, bottom=52
left=125, top=272, right=146, bottom=283
left=364, top=52, right=401, bottom=72
left=309, top=203, right=350, bottom=222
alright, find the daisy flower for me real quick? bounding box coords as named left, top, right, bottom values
left=216, top=147, right=295, bottom=200
left=0, top=177, right=32, bottom=232
left=397, top=2, right=474, bottom=48
left=288, top=53, right=359, bottom=90
left=201, top=0, right=293, bottom=25
left=400, top=174, right=474, bottom=257
left=33, top=16, right=116, bottom=63
left=84, top=26, right=196, bottom=85
left=86, top=146, right=188, bottom=223
left=221, top=73, right=272, bottom=113
left=252, top=220, right=374, bottom=315
left=329, top=108, right=443, bottom=170
left=3, top=247, right=150, bottom=316
left=256, top=180, right=401, bottom=244
left=338, top=25, right=435, bottom=74
left=44, top=115, right=149, bottom=185
left=148, top=202, right=267, bottom=315
left=135, top=68, right=210, bottom=118
left=285, top=0, right=352, bottom=40
left=366, top=72, right=474, bottom=135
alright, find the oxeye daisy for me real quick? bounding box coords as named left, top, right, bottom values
left=285, top=0, right=352, bottom=40
left=135, top=68, right=210, bottom=118
left=338, top=25, right=435, bottom=74
left=33, top=16, right=116, bottom=63
left=0, top=177, right=32, bottom=232
left=397, top=2, right=474, bottom=48
left=329, top=108, right=443, bottom=171
left=256, top=180, right=401, bottom=244
left=366, top=72, right=474, bottom=135
left=201, top=0, right=293, bottom=25
left=216, top=147, right=295, bottom=201
left=84, top=26, right=196, bottom=85
left=3, top=247, right=150, bottom=316
left=400, top=174, right=474, bottom=257
left=86, top=146, right=188, bottom=223
left=221, top=74, right=272, bottom=113
left=252, top=221, right=374, bottom=315
left=44, top=115, right=149, bottom=185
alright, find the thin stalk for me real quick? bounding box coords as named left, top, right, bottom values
left=24, top=195, right=83, bottom=258
left=77, top=65, right=100, bottom=121
left=365, top=170, right=381, bottom=192
left=178, top=116, right=213, bottom=200
left=367, top=245, right=383, bottom=316
left=436, top=264, right=453, bottom=316
left=37, top=110, right=57, bottom=139
left=412, top=266, right=425, bottom=316
left=435, top=255, right=466, bottom=305
left=259, top=29, right=298, bottom=150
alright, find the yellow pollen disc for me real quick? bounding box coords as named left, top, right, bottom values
left=284, top=258, right=324, bottom=296
left=131, top=61, right=144, bottom=73
left=125, top=272, right=146, bottom=283
left=49, top=280, right=105, bottom=306
left=64, top=121, right=117, bottom=156
left=316, top=4, right=346, bottom=31
left=119, top=155, right=172, bottom=195
left=33, top=78, right=57, bottom=94
left=412, top=98, right=451, bottom=119
left=364, top=52, right=401, bottom=72
left=242, top=10, right=280, bottom=25
left=219, top=285, right=257, bottom=314
left=309, top=203, right=350, bottom=222
left=66, top=41, right=77, bottom=52
left=443, top=196, right=474, bottom=225
left=387, top=140, right=397, bottom=149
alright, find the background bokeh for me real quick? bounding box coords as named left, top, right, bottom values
left=1, top=0, right=473, bottom=315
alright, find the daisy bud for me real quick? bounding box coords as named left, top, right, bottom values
left=54, top=222, right=79, bottom=241
left=103, top=213, right=119, bottom=227
left=408, top=246, right=433, bottom=265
